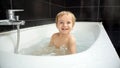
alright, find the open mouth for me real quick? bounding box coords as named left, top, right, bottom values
left=62, top=28, right=69, bottom=30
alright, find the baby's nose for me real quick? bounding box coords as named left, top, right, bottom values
left=63, top=23, right=67, bottom=26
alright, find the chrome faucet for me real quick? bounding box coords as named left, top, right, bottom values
left=0, top=9, right=25, bottom=54
left=0, top=9, right=25, bottom=25
left=8, top=9, right=24, bottom=22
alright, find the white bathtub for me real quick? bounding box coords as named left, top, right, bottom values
left=0, top=22, right=120, bottom=68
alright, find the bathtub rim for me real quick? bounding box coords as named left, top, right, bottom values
left=0, top=21, right=101, bottom=35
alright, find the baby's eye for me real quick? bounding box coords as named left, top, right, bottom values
left=60, top=22, right=63, bottom=24
left=67, top=21, right=71, bottom=24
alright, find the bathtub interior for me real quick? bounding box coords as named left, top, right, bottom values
left=0, top=22, right=100, bottom=55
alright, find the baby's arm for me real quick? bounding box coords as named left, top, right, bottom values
left=68, top=36, right=76, bottom=54
left=49, top=33, right=57, bottom=46
left=49, top=35, right=54, bottom=47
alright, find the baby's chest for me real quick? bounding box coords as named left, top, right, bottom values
left=54, top=39, right=68, bottom=48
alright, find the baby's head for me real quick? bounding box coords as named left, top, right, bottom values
left=55, top=11, right=76, bottom=27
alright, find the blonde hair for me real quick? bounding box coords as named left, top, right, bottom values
left=55, top=11, right=76, bottom=26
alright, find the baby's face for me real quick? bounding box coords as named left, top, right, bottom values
left=56, top=15, right=73, bottom=35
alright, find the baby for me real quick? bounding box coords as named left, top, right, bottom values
left=49, top=11, right=76, bottom=54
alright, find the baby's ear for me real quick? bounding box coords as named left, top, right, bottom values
left=56, top=23, right=59, bottom=28
left=71, top=26, right=74, bottom=30
left=72, top=23, right=75, bottom=27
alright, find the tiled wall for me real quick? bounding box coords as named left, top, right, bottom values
left=0, top=0, right=101, bottom=22
left=65, top=0, right=100, bottom=21
left=12, top=0, right=65, bottom=20
left=0, top=0, right=11, bottom=19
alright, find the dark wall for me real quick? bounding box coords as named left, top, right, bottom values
left=12, top=0, right=65, bottom=20
left=0, top=0, right=11, bottom=19
left=65, top=0, right=100, bottom=21
left=0, top=0, right=65, bottom=20
left=0, top=0, right=100, bottom=21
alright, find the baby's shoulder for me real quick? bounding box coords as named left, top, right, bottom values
left=68, top=35, right=76, bottom=42
left=51, top=33, right=59, bottom=38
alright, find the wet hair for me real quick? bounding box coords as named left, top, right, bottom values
left=55, top=11, right=76, bottom=26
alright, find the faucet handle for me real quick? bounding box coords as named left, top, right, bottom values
left=8, top=9, right=24, bottom=12
left=8, top=9, right=24, bottom=21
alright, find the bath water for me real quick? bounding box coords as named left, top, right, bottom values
left=19, top=38, right=69, bottom=56
left=19, top=31, right=95, bottom=56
